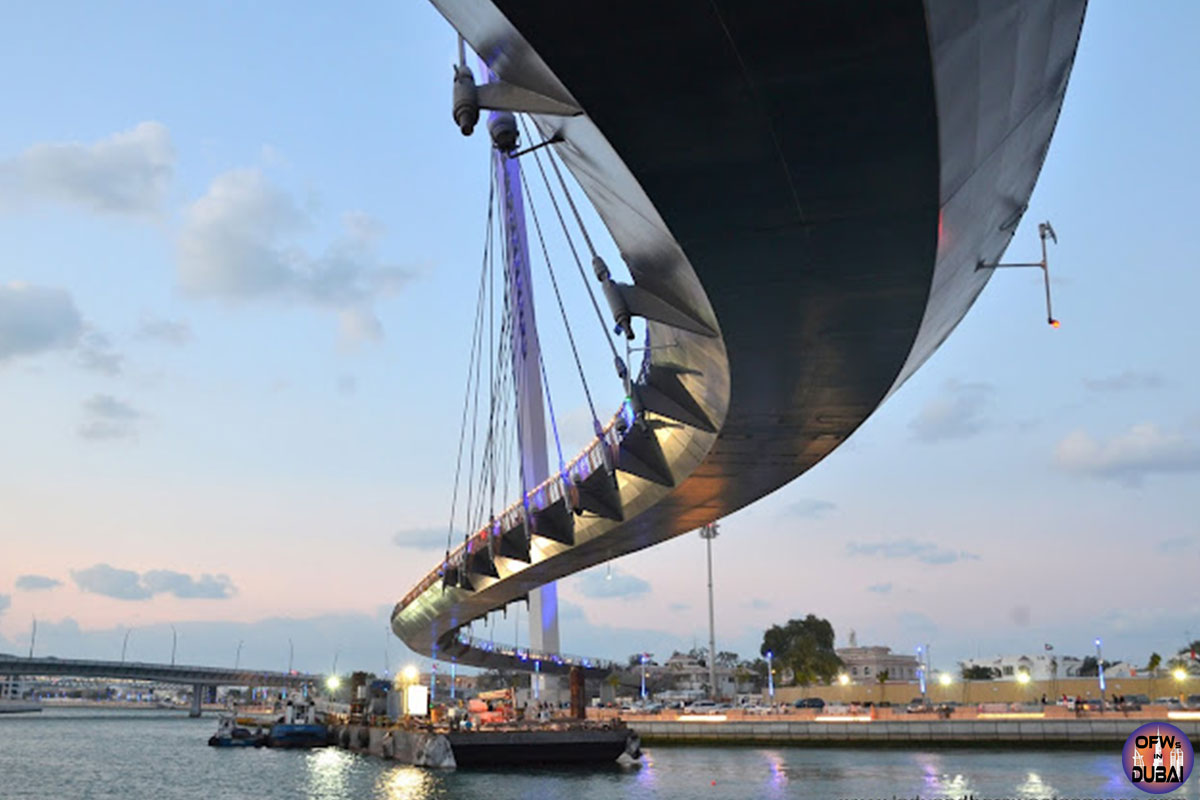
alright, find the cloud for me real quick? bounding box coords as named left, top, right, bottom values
left=745, top=598, right=770, bottom=610
left=909, top=380, right=994, bottom=443
left=141, top=570, right=235, bottom=599
left=70, top=564, right=150, bottom=600
left=574, top=568, right=650, bottom=600
left=136, top=315, right=191, bottom=346
left=785, top=498, right=837, bottom=519
left=1054, top=423, right=1200, bottom=486
left=867, top=582, right=893, bottom=594
left=1156, top=536, right=1197, bottom=554
left=70, top=563, right=237, bottom=601
left=897, top=611, right=938, bottom=635
left=78, top=393, right=143, bottom=441
left=77, top=330, right=123, bottom=375
left=846, top=539, right=980, bottom=565
left=1083, top=370, right=1165, bottom=393
left=15, top=575, right=62, bottom=591
left=668, top=602, right=689, bottom=613
left=177, top=170, right=410, bottom=340
left=0, top=122, right=173, bottom=215
left=391, top=528, right=450, bottom=550
left=0, top=283, right=83, bottom=362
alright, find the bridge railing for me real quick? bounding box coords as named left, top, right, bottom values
left=399, top=405, right=631, bottom=610
left=452, top=630, right=619, bottom=672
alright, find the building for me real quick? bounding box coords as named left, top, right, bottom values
left=836, top=634, right=921, bottom=684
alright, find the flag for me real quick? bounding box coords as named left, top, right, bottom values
left=1044, top=643, right=1054, bottom=651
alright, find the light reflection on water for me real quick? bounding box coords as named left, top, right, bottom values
left=2, top=710, right=1196, bottom=799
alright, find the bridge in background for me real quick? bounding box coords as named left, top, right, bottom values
left=0, top=654, right=318, bottom=717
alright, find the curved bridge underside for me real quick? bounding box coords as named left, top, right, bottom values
left=393, top=0, right=1086, bottom=674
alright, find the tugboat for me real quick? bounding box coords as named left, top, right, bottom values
left=207, top=715, right=265, bottom=747
left=265, top=697, right=328, bottom=749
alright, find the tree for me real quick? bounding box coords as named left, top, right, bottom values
left=1077, top=656, right=1099, bottom=677
left=877, top=669, right=889, bottom=703
left=715, top=651, right=740, bottom=669
left=961, top=665, right=997, bottom=680
left=759, top=614, right=843, bottom=687
left=1148, top=652, right=1162, bottom=697
left=476, top=668, right=515, bottom=691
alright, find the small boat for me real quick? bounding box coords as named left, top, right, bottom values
left=265, top=697, right=328, bottom=749
left=207, top=715, right=265, bottom=747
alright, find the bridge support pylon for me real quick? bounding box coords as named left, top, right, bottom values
left=189, top=684, right=202, bottom=718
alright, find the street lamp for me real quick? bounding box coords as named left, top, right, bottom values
left=121, top=628, right=132, bottom=663
left=235, top=640, right=244, bottom=670
left=402, top=665, right=419, bottom=684
left=1017, top=671, right=1032, bottom=685
left=939, top=673, right=953, bottom=687
left=1173, top=667, right=1188, bottom=682
left=640, top=654, right=649, bottom=701
left=838, top=673, right=850, bottom=686
left=698, top=522, right=720, bottom=700
left=1095, top=638, right=1106, bottom=701
left=170, top=624, right=177, bottom=667
left=766, top=651, right=776, bottom=703
left=325, top=675, right=340, bottom=692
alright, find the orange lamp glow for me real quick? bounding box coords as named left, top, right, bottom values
left=1049, top=319, right=1061, bottom=328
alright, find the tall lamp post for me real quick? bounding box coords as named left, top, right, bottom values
left=121, top=628, right=132, bottom=663
left=1095, top=638, right=1105, bottom=702
left=766, top=650, right=775, bottom=704
left=640, top=653, right=649, bottom=701
left=699, top=522, right=720, bottom=699
left=170, top=624, right=177, bottom=666
left=235, top=639, right=244, bottom=670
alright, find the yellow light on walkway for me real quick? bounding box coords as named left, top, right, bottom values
left=838, top=674, right=850, bottom=686
left=403, top=665, right=419, bottom=683
left=1016, top=672, right=1031, bottom=685
left=939, top=673, right=953, bottom=687
left=325, top=675, right=340, bottom=691
left=1173, top=667, right=1188, bottom=682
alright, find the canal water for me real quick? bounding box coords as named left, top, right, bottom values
left=1, top=709, right=1195, bottom=799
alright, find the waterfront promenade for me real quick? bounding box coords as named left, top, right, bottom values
left=595, top=706, right=1200, bottom=747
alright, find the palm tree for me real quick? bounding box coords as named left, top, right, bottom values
left=1148, top=652, right=1162, bottom=699
left=877, top=669, right=889, bottom=704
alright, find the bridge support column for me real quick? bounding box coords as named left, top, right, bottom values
left=189, top=685, right=203, bottom=718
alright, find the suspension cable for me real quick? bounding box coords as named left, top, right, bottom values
left=446, top=169, right=496, bottom=557
left=519, top=116, right=620, bottom=365
left=517, top=155, right=601, bottom=433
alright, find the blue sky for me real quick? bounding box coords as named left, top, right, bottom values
left=0, top=2, right=1197, bottom=676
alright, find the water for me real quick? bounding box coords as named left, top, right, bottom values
left=1, top=709, right=1196, bottom=799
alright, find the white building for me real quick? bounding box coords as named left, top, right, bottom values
left=957, top=653, right=1107, bottom=681
left=836, top=641, right=921, bottom=684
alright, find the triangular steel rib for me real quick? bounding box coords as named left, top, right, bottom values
left=497, top=519, right=531, bottom=562
left=531, top=497, right=574, bottom=545
left=573, top=466, right=624, bottom=521
left=617, top=423, right=675, bottom=486
left=638, top=364, right=717, bottom=432
left=615, top=282, right=717, bottom=337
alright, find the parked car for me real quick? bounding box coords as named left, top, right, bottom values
left=906, top=697, right=934, bottom=713
left=1154, top=697, right=1184, bottom=710
left=685, top=700, right=720, bottom=713
left=1187, top=694, right=1200, bottom=710
left=793, top=697, right=825, bottom=710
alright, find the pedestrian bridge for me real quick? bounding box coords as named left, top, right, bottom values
left=393, top=0, right=1087, bottom=676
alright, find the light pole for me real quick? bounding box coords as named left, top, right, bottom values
left=699, top=522, right=720, bottom=699
left=170, top=624, right=177, bottom=667
left=235, top=640, right=244, bottom=670
left=28, top=617, right=37, bottom=659
left=1095, top=638, right=1105, bottom=702
left=917, top=645, right=926, bottom=701
left=766, top=650, right=775, bottom=704
left=288, top=638, right=294, bottom=673
left=640, top=653, right=649, bottom=701
left=121, top=628, right=132, bottom=663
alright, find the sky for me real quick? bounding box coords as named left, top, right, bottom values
left=0, top=2, right=1197, bottom=677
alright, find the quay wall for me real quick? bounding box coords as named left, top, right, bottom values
left=629, top=717, right=1200, bottom=747
left=774, top=676, right=1190, bottom=706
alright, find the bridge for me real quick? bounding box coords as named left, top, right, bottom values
left=392, top=0, right=1088, bottom=683
left=0, top=654, right=319, bottom=716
